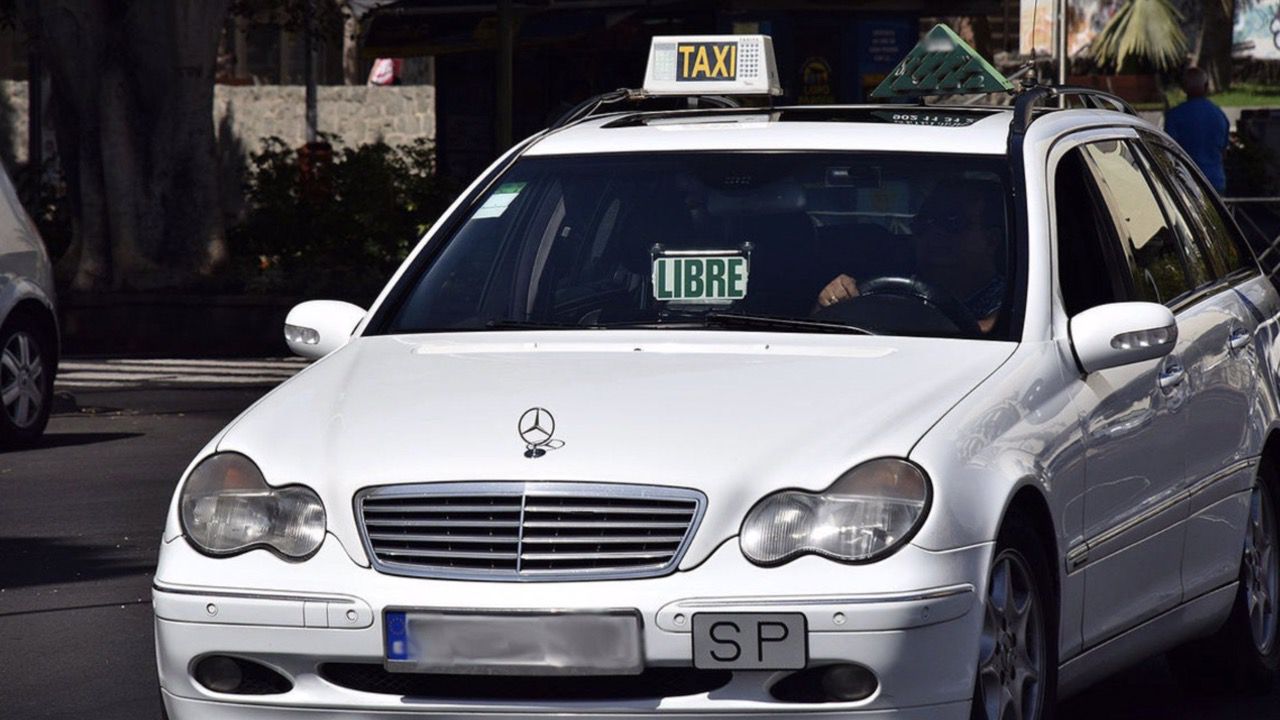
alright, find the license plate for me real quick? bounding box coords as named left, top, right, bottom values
left=692, top=613, right=807, bottom=670
left=384, top=609, right=644, bottom=675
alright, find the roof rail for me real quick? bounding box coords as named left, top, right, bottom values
left=1010, top=85, right=1138, bottom=134
left=551, top=88, right=741, bottom=130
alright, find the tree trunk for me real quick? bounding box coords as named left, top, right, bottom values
left=342, top=3, right=362, bottom=85
left=1197, top=0, right=1234, bottom=92
left=30, top=0, right=231, bottom=291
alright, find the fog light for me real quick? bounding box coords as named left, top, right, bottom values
left=769, top=663, right=879, bottom=703
left=820, top=663, right=878, bottom=701
left=193, top=655, right=293, bottom=695
left=195, top=655, right=243, bottom=693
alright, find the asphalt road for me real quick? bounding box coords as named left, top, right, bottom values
left=0, top=376, right=1277, bottom=719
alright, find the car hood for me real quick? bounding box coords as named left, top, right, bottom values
left=215, top=331, right=1015, bottom=568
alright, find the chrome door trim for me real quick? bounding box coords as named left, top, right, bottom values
left=1187, top=457, right=1257, bottom=498
left=1068, top=456, right=1259, bottom=571
left=1066, top=544, right=1089, bottom=573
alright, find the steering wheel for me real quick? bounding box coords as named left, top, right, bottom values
left=815, top=275, right=981, bottom=336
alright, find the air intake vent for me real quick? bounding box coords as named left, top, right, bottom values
left=356, top=482, right=705, bottom=581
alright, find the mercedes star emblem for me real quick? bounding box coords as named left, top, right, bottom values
left=518, top=407, right=562, bottom=458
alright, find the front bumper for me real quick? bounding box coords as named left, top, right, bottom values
left=155, top=535, right=991, bottom=719
left=160, top=690, right=971, bottom=719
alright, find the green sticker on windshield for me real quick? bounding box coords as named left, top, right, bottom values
left=473, top=182, right=526, bottom=219
left=652, top=253, right=749, bottom=303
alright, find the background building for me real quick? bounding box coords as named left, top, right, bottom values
left=359, top=0, right=1015, bottom=179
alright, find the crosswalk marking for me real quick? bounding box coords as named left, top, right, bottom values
left=59, top=364, right=299, bottom=377
left=62, top=358, right=310, bottom=370
left=55, top=358, right=310, bottom=390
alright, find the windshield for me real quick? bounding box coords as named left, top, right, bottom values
left=375, top=152, right=1020, bottom=340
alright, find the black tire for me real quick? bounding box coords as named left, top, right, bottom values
left=0, top=309, right=54, bottom=448
left=1170, top=464, right=1280, bottom=694
left=971, top=515, right=1058, bottom=720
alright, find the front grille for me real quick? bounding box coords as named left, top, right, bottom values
left=355, top=482, right=705, bottom=581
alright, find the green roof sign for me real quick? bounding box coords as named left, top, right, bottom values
left=871, top=24, right=1013, bottom=100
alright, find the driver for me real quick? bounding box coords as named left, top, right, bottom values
left=813, top=182, right=1007, bottom=334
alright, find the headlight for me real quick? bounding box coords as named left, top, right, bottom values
left=740, top=459, right=930, bottom=566
left=179, top=452, right=326, bottom=559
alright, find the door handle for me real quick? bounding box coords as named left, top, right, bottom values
left=1229, top=326, right=1253, bottom=352
left=1158, top=363, right=1186, bottom=391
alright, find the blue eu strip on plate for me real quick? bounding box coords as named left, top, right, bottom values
left=385, top=611, right=409, bottom=661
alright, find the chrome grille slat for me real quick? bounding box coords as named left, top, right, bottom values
left=519, top=535, right=686, bottom=544
left=357, top=482, right=705, bottom=581
left=363, top=504, right=523, bottom=514
left=363, top=519, right=521, bottom=528
left=366, top=532, right=518, bottom=544
left=521, top=504, right=694, bottom=515
left=522, top=520, right=691, bottom=529
left=377, top=548, right=518, bottom=560
left=516, top=563, right=669, bottom=574
left=519, top=550, right=674, bottom=561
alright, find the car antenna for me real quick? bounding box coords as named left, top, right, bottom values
left=1030, top=0, right=1044, bottom=82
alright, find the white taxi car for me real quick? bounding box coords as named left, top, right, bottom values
left=155, top=30, right=1280, bottom=720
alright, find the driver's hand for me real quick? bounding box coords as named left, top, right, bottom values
left=816, top=274, right=859, bottom=308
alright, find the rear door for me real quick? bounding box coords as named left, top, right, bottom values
left=1072, top=138, right=1194, bottom=647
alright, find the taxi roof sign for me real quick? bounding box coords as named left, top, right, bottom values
left=871, top=24, right=1013, bottom=100
left=643, top=35, right=782, bottom=97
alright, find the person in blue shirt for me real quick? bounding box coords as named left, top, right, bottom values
left=1163, top=67, right=1230, bottom=192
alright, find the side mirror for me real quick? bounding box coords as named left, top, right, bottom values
left=284, top=300, right=366, bottom=359
left=1070, top=301, right=1177, bottom=374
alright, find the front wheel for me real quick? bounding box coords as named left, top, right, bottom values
left=1171, top=471, right=1280, bottom=693
left=0, top=314, right=53, bottom=447
left=972, top=518, right=1055, bottom=720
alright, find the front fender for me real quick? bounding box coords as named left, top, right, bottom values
left=0, top=272, right=58, bottom=364
left=908, top=340, right=1087, bottom=659
left=907, top=341, right=1084, bottom=555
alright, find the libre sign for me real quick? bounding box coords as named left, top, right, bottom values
left=653, top=254, right=749, bottom=303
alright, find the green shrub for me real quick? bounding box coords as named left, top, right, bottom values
left=230, top=135, right=456, bottom=305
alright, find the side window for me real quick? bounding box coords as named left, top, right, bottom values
left=1130, top=142, right=1214, bottom=288
left=1055, top=148, right=1124, bottom=316
left=1080, top=140, right=1193, bottom=305
left=1145, top=139, right=1254, bottom=277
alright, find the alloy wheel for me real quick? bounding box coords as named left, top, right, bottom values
left=1, top=330, right=44, bottom=429
left=1245, top=481, right=1279, bottom=656
left=977, top=549, right=1045, bottom=720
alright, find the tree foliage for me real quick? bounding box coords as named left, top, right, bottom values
left=12, top=0, right=356, bottom=292
left=230, top=136, right=455, bottom=305
left=1090, top=0, right=1189, bottom=72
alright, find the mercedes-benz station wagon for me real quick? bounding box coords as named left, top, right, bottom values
left=155, top=31, right=1280, bottom=720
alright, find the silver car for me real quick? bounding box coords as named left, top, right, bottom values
left=0, top=165, right=56, bottom=447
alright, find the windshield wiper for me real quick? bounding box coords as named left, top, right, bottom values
left=484, top=315, right=875, bottom=335
left=484, top=319, right=590, bottom=330
left=702, top=312, right=876, bottom=335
